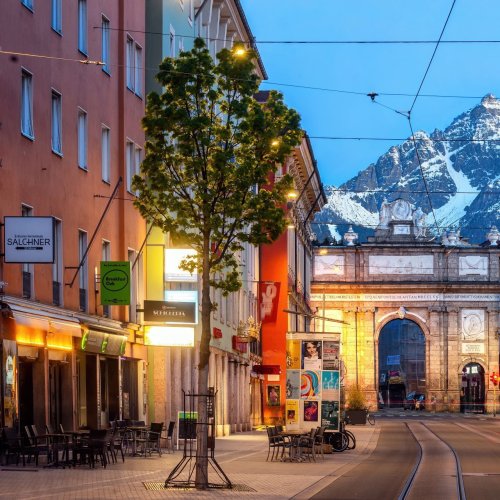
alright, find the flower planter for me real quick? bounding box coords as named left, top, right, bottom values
left=346, top=409, right=367, bottom=425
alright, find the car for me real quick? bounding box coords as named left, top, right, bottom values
left=403, top=392, right=425, bottom=410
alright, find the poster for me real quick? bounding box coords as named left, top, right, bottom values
left=286, top=340, right=301, bottom=369
left=300, top=370, right=321, bottom=399
left=321, top=400, right=339, bottom=431
left=323, top=340, right=340, bottom=370
left=267, top=385, right=281, bottom=406
left=286, top=400, right=299, bottom=425
left=322, top=370, right=340, bottom=400
left=304, top=400, right=319, bottom=422
left=2, top=340, right=18, bottom=428
left=286, top=370, right=300, bottom=399
left=302, top=340, right=322, bottom=370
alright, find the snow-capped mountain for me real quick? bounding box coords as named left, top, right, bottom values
left=315, top=95, right=500, bottom=244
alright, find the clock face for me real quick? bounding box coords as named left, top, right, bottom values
left=392, top=200, right=411, bottom=220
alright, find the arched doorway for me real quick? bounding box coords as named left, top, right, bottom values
left=460, top=362, right=485, bottom=414
left=378, top=319, right=426, bottom=408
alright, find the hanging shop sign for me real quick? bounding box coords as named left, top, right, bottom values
left=4, top=216, right=54, bottom=263
left=259, top=282, right=280, bottom=323
left=81, top=330, right=127, bottom=355
left=100, top=261, right=131, bottom=305
left=144, top=326, right=195, bottom=347
left=144, top=300, right=196, bottom=324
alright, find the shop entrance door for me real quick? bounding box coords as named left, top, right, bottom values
left=18, top=360, right=34, bottom=431
left=460, top=363, right=485, bottom=413
left=49, top=361, right=62, bottom=431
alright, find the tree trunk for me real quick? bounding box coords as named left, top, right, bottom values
left=195, top=237, right=212, bottom=489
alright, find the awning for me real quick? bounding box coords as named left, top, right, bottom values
left=5, top=302, right=81, bottom=337
left=252, top=364, right=281, bottom=375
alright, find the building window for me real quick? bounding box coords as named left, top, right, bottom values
left=21, top=70, right=34, bottom=139
left=51, top=90, right=62, bottom=155
left=126, top=36, right=142, bottom=96
left=187, top=0, right=193, bottom=25
left=21, top=0, right=33, bottom=11
left=78, top=230, right=88, bottom=312
left=126, top=141, right=141, bottom=193
left=51, top=0, right=62, bottom=33
left=169, top=26, right=175, bottom=58
left=101, top=16, right=110, bottom=73
left=101, top=125, right=110, bottom=182
left=21, top=205, right=34, bottom=299
left=78, top=0, right=87, bottom=54
left=134, top=44, right=142, bottom=97
left=102, top=240, right=110, bottom=316
left=77, top=108, right=87, bottom=169
left=52, top=218, right=63, bottom=306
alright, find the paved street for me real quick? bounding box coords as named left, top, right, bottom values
left=1, top=413, right=500, bottom=499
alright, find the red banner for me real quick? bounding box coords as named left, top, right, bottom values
left=259, top=282, right=280, bottom=324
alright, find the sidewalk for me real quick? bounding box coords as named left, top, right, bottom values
left=0, top=426, right=380, bottom=499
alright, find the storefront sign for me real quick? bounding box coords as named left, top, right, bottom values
left=144, top=300, right=196, bottom=324
left=81, top=330, right=127, bottom=355
left=4, top=216, right=54, bottom=263
left=100, top=261, right=130, bottom=305
left=144, top=326, right=195, bottom=347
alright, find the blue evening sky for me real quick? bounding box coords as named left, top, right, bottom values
left=241, top=0, right=500, bottom=186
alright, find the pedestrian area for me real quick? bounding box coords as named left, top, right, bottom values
left=0, top=426, right=379, bottom=499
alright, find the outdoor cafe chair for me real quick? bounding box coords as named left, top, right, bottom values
left=298, top=428, right=317, bottom=462
left=164, top=421, right=175, bottom=453
left=314, top=426, right=326, bottom=460
left=72, top=429, right=109, bottom=468
left=2, top=427, right=26, bottom=466
left=136, top=422, right=163, bottom=457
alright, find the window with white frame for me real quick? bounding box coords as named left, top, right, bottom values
left=134, top=44, right=142, bottom=96
left=21, top=69, right=34, bottom=139
left=21, top=0, right=33, bottom=11
left=52, top=218, right=63, bottom=306
left=51, top=0, right=61, bottom=33
left=126, top=141, right=141, bottom=193
left=169, top=26, right=175, bottom=58
left=101, top=125, right=110, bottom=182
left=51, top=90, right=62, bottom=155
left=126, top=36, right=142, bottom=95
left=78, top=0, right=87, bottom=54
left=187, top=0, right=193, bottom=24
left=101, top=15, right=110, bottom=73
left=77, top=108, right=87, bottom=169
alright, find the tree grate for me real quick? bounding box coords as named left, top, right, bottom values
left=143, top=482, right=256, bottom=492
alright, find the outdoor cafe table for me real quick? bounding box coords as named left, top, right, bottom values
left=278, top=430, right=309, bottom=462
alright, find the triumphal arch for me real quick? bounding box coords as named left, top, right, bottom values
left=311, top=199, right=500, bottom=413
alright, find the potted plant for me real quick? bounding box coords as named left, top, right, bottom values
left=345, top=385, right=367, bottom=425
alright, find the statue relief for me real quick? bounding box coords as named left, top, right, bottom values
left=461, top=309, right=485, bottom=341
left=412, top=207, right=426, bottom=238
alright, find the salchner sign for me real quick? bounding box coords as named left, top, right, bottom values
left=4, top=216, right=55, bottom=263
left=100, top=261, right=131, bottom=305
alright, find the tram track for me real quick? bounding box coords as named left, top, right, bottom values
left=400, top=421, right=466, bottom=500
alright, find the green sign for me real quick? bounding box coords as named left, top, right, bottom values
left=100, top=261, right=131, bottom=305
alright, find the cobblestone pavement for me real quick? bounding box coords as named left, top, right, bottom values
left=0, top=426, right=380, bottom=499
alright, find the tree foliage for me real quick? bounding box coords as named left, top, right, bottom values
left=133, top=38, right=302, bottom=294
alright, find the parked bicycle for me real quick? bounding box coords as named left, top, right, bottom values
left=325, top=421, right=357, bottom=452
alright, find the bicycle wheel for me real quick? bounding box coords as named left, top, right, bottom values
left=367, top=413, right=375, bottom=425
left=329, top=432, right=349, bottom=452
left=344, top=429, right=356, bottom=450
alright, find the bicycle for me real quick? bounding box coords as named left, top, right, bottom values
left=366, top=409, right=375, bottom=425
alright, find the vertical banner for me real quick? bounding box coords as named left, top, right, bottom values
left=259, top=282, right=280, bottom=323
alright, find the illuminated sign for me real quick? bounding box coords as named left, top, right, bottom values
left=144, top=300, right=196, bottom=324
left=4, top=216, right=55, bottom=263
left=164, top=249, right=197, bottom=282
left=144, top=326, right=195, bottom=347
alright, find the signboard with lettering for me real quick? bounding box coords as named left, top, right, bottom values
left=4, top=216, right=54, bottom=263
left=461, top=343, right=485, bottom=354
left=144, top=300, right=196, bottom=324
left=100, top=261, right=131, bottom=305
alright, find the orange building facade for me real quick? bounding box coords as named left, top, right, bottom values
left=259, top=134, right=326, bottom=425
left=0, top=0, right=147, bottom=433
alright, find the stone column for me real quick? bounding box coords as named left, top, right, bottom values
left=446, top=307, right=460, bottom=412
left=222, top=356, right=230, bottom=435
left=428, top=307, right=445, bottom=405
left=486, top=306, right=499, bottom=413
left=342, top=309, right=358, bottom=389
left=359, top=307, right=376, bottom=407
left=215, top=353, right=224, bottom=436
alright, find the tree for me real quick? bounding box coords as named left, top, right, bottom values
left=133, top=38, right=302, bottom=488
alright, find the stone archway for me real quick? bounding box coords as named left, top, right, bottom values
left=460, top=362, right=485, bottom=414
left=378, top=319, right=426, bottom=408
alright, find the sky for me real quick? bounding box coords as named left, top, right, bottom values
left=241, top=0, right=500, bottom=186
